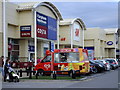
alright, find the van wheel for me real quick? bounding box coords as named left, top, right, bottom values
left=69, top=70, right=76, bottom=79
left=38, top=69, right=45, bottom=76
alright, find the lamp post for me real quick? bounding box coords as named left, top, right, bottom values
left=3, top=0, right=6, bottom=66
left=34, top=10, right=37, bottom=66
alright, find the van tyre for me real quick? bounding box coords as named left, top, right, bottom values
left=69, top=70, right=76, bottom=79
left=38, top=69, right=45, bottom=76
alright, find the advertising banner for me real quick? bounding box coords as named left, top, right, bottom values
left=36, top=12, right=57, bottom=40
left=36, top=12, right=48, bottom=39
left=73, top=23, right=80, bottom=41
left=48, top=16, right=57, bottom=40
left=20, top=25, right=31, bottom=37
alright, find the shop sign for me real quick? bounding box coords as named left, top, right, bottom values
left=107, top=41, right=113, bottom=45
left=60, top=49, right=72, bottom=52
left=36, top=12, right=48, bottom=39
left=73, top=23, right=80, bottom=41
left=8, top=44, right=12, bottom=51
left=60, top=38, right=66, bottom=41
left=48, top=16, right=57, bottom=40
left=20, top=25, right=31, bottom=37
left=36, top=12, right=57, bottom=40
left=28, top=45, right=35, bottom=52
left=51, top=42, right=54, bottom=52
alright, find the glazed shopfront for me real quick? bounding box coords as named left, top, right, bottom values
left=3, top=2, right=63, bottom=63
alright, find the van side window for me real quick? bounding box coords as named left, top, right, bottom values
left=42, top=56, right=51, bottom=62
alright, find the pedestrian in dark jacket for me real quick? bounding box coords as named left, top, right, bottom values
left=0, top=56, right=4, bottom=76
left=4, top=58, right=11, bottom=82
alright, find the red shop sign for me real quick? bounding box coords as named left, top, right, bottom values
left=8, top=44, right=12, bottom=51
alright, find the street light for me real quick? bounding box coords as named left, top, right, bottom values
left=3, top=0, right=6, bottom=66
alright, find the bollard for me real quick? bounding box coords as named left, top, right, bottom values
left=16, top=70, right=19, bottom=76
left=51, top=71, right=57, bottom=79
left=29, top=66, right=32, bottom=79
left=20, top=69, right=22, bottom=77
left=26, top=68, right=29, bottom=76
left=78, top=70, right=81, bottom=77
left=33, top=71, right=36, bottom=75
left=36, top=71, right=38, bottom=79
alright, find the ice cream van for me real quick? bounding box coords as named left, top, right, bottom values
left=34, top=48, right=90, bottom=76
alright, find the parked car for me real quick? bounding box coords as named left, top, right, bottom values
left=105, top=59, right=118, bottom=70
left=89, top=60, right=105, bottom=73
left=99, top=59, right=111, bottom=71
left=90, top=63, right=98, bottom=74
left=94, top=60, right=106, bottom=70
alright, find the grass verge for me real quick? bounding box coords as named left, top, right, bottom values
left=20, top=75, right=82, bottom=80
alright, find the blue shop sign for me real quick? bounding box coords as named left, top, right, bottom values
left=51, top=42, right=54, bottom=52
left=107, top=41, right=113, bottom=45
left=48, top=16, right=57, bottom=40
left=28, top=45, right=35, bottom=52
left=36, top=12, right=57, bottom=40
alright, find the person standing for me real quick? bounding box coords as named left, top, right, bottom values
left=0, top=56, right=4, bottom=76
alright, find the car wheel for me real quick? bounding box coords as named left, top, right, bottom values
left=93, top=67, right=98, bottom=73
left=111, top=66, right=115, bottom=70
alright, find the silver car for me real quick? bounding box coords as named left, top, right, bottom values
left=99, top=59, right=111, bottom=70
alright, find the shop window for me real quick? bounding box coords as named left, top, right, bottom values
left=13, top=45, right=19, bottom=50
left=8, top=39, right=19, bottom=61
left=44, top=47, right=48, bottom=56
left=42, top=56, right=51, bottom=62
left=11, top=51, right=19, bottom=61
left=12, top=39, right=19, bottom=44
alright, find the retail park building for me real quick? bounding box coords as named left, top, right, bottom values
left=0, top=1, right=119, bottom=62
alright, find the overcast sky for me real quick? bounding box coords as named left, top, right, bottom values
left=9, top=0, right=118, bottom=29
left=52, top=2, right=118, bottom=29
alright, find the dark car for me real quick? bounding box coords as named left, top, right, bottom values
left=90, top=63, right=98, bottom=74
left=89, top=60, right=105, bottom=73
left=105, top=59, right=118, bottom=70
left=94, top=60, right=106, bottom=70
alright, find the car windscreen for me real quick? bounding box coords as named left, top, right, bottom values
left=106, top=60, right=115, bottom=63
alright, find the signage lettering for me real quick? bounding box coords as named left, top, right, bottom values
left=44, top=64, right=50, bottom=70
left=107, top=41, right=113, bottom=45
left=60, top=49, right=72, bottom=52
left=61, top=38, right=66, bottom=41
left=75, top=29, right=79, bottom=36
left=36, top=12, right=57, bottom=40
left=37, top=28, right=46, bottom=35
left=20, top=25, right=31, bottom=37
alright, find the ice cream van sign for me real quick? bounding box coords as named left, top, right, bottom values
left=107, top=41, right=113, bottom=45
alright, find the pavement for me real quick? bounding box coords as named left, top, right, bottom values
left=2, top=68, right=119, bottom=89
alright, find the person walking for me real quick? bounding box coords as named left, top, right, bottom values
left=4, top=58, right=11, bottom=82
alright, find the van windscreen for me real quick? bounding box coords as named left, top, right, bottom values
left=54, top=52, right=79, bottom=63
